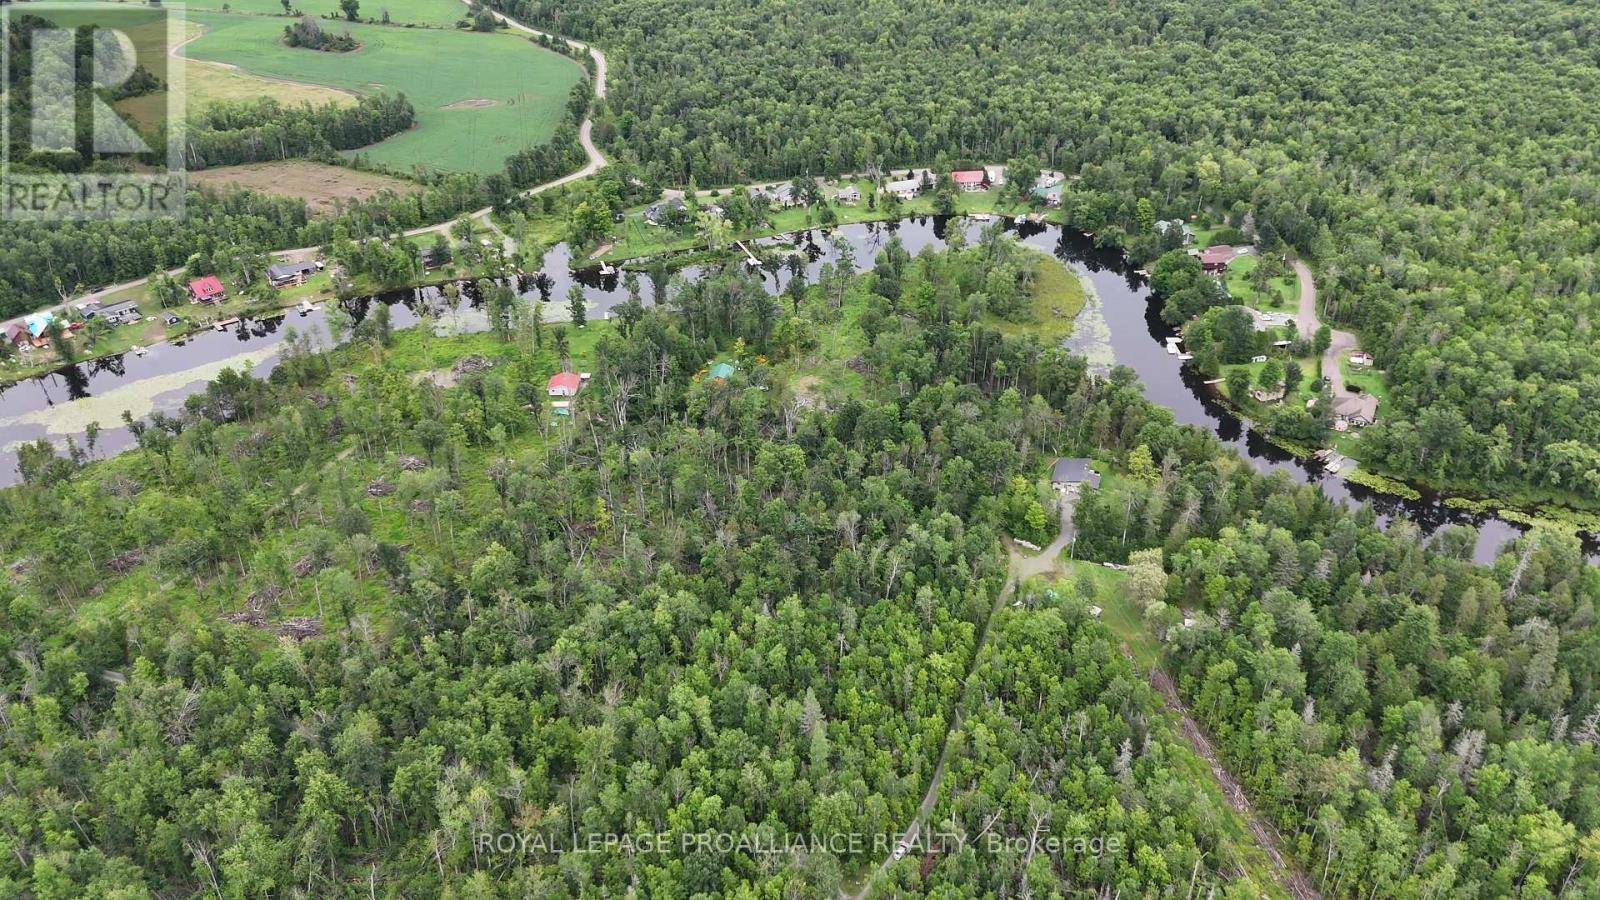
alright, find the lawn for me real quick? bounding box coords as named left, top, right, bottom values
left=183, top=0, right=472, bottom=27
left=180, top=11, right=584, bottom=174
left=600, top=178, right=1041, bottom=261
left=1224, top=254, right=1299, bottom=311
left=1340, top=359, right=1390, bottom=406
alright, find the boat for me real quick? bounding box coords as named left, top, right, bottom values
left=297, top=300, right=314, bottom=315
left=971, top=213, right=994, bottom=222
left=1167, top=343, right=1179, bottom=355
left=130, top=344, right=146, bottom=356
left=1177, top=353, right=1194, bottom=361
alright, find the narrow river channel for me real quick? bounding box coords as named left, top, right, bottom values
left=0, top=216, right=1593, bottom=565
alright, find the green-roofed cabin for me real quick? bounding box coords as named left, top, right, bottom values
left=708, top=362, right=736, bottom=381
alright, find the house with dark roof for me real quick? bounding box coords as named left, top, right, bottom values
left=188, top=275, right=226, bottom=304
left=98, top=300, right=142, bottom=325
left=1333, top=393, right=1379, bottom=427
left=267, top=260, right=319, bottom=287
left=644, top=197, right=688, bottom=227
left=1050, top=457, right=1101, bottom=492
left=420, top=244, right=451, bottom=271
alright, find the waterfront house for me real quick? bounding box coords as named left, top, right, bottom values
left=188, top=275, right=226, bottom=304
left=834, top=185, right=861, bottom=204
left=1197, top=246, right=1234, bottom=273
left=267, top=260, right=319, bottom=288
left=98, top=300, right=142, bottom=325
left=1334, top=393, right=1379, bottom=427
left=951, top=170, right=986, bottom=192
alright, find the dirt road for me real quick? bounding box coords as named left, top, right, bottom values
left=3, top=8, right=610, bottom=335
left=848, top=497, right=1076, bottom=899
left=1292, top=260, right=1357, bottom=394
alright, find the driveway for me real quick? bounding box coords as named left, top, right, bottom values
left=1292, top=260, right=1358, bottom=394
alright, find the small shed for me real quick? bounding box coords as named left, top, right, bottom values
left=707, top=362, right=736, bottom=381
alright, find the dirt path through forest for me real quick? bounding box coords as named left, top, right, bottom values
left=847, top=497, right=1076, bottom=899
left=1141, top=659, right=1323, bottom=900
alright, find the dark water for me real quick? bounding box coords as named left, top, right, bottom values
left=1, top=216, right=1592, bottom=566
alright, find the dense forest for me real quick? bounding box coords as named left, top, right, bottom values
left=1, top=237, right=1596, bottom=896
left=488, top=0, right=1600, bottom=504
left=185, top=95, right=416, bottom=170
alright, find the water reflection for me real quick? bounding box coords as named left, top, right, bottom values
left=0, top=217, right=1593, bottom=566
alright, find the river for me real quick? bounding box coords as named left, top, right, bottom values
left=0, top=217, right=1592, bottom=565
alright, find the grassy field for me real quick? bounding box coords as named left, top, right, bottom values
left=180, top=11, right=584, bottom=174
left=190, top=160, right=419, bottom=213
left=182, top=0, right=472, bottom=27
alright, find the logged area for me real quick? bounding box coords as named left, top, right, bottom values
left=180, top=11, right=585, bottom=174
left=188, top=160, right=421, bottom=213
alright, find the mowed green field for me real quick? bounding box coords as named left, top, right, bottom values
left=181, top=11, right=583, bottom=174
left=183, top=0, right=471, bottom=27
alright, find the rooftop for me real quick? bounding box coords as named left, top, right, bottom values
left=1050, top=457, right=1100, bottom=488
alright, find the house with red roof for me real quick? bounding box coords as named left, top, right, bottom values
left=951, top=170, right=987, bottom=192
left=188, top=275, right=226, bottom=304
left=1197, top=246, right=1235, bottom=273
left=547, top=371, right=582, bottom=397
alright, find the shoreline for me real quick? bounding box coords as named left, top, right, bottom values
left=7, top=200, right=1597, bottom=546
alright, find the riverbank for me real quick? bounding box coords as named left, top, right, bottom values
left=1210, top=384, right=1600, bottom=538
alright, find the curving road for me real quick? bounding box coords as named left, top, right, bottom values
left=1292, top=260, right=1357, bottom=395
left=3, top=8, right=609, bottom=329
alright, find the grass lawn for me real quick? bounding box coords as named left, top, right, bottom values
left=183, top=0, right=472, bottom=27
left=1215, top=356, right=1318, bottom=406
left=1224, top=254, right=1299, bottom=312
left=180, top=11, right=583, bottom=174
left=1340, top=359, right=1390, bottom=406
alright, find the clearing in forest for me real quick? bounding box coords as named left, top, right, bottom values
left=178, top=11, right=584, bottom=174
left=189, top=160, right=420, bottom=214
